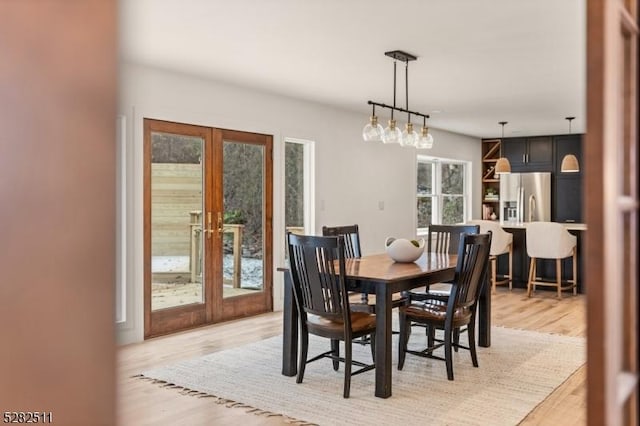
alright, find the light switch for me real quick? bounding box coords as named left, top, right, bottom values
left=378, top=201, right=384, bottom=211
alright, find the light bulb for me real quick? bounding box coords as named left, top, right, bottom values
left=382, top=119, right=402, bottom=144
left=401, top=122, right=419, bottom=147
left=416, top=126, right=434, bottom=149
left=362, top=115, right=384, bottom=142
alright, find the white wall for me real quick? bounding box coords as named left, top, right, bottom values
left=117, top=62, right=481, bottom=344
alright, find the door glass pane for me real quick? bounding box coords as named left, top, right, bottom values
left=150, top=132, right=204, bottom=311
left=223, top=141, right=264, bottom=298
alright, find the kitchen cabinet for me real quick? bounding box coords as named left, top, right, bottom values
left=554, top=176, right=582, bottom=223
left=553, top=134, right=582, bottom=176
left=552, top=134, right=582, bottom=222
left=502, top=136, right=553, bottom=172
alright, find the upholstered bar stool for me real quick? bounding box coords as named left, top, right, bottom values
left=525, top=222, right=577, bottom=299
left=468, top=220, right=513, bottom=293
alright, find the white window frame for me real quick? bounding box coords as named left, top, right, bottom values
left=284, top=137, right=315, bottom=236
left=416, top=155, right=472, bottom=235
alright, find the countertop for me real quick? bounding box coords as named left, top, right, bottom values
left=499, top=221, right=587, bottom=231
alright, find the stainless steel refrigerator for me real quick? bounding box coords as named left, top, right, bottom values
left=499, top=172, right=551, bottom=222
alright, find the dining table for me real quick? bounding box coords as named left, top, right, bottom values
left=279, top=251, right=492, bottom=398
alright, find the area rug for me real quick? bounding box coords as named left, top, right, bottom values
left=137, top=327, right=585, bottom=426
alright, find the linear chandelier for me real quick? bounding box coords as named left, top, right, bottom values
left=362, top=50, right=433, bottom=149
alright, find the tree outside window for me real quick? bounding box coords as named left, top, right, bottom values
left=417, top=158, right=468, bottom=231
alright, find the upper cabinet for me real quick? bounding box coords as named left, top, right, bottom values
left=553, top=134, right=583, bottom=176
left=502, top=136, right=553, bottom=172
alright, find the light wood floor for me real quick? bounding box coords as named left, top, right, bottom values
left=117, top=288, right=586, bottom=425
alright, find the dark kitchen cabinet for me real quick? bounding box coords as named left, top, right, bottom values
left=553, top=134, right=583, bottom=223
left=554, top=176, right=582, bottom=223
left=502, top=136, right=553, bottom=172
left=553, top=134, right=582, bottom=176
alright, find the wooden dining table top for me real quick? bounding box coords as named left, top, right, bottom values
left=341, top=252, right=457, bottom=282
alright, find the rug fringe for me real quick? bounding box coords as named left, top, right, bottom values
left=134, top=374, right=317, bottom=425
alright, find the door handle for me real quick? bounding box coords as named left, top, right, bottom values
left=206, top=212, right=213, bottom=239
left=217, top=212, right=223, bottom=234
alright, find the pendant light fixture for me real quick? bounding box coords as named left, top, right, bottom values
left=560, top=116, right=580, bottom=173
left=494, top=121, right=511, bottom=175
left=400, top=60, right=419, bottom=147
left=363, top=50, right=433, bottom=148
left=416, top=116, right=434, bottom=149
left=382, top=56, right=402, bottom=144
left=362, top=104, right=384, bottom=142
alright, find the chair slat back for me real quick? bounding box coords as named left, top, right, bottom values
left=428, top=224, right=480, bottom=254
left=449, top=232, right=492, bottom=311
left=287, top=233, right=348, bottom=322
left=322, top=224, right=361, bottom=259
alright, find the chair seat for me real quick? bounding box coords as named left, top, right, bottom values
left=401, top=301, right=472, bottom=327
left=307, top=312, right=376, bottom=336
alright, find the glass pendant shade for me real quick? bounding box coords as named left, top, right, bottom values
left=416, top=126, right=434, bottom=149
left=362, top=115, right=384, bottom=142
left=495, top=157, right=511, bottom=174
left=382, top=119, right=402, bottom=144
left=400, top=122, right=419, bottom=147
left=560, top=154, right=580, bottom=172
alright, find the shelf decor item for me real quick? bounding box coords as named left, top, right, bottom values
left=384, top=237, right=425, bottom=263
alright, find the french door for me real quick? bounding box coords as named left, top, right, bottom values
left=144, top=119, right=273, bottom=338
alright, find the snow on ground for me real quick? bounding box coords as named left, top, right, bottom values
left=152, top=255, right=263, bottom=288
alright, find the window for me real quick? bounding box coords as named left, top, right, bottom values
left=417, top=156, right=470, bottom=233
left=284, top=138, right=314, bottom=236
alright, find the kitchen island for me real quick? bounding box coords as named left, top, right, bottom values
left=495, top=221, right=587, bottom=293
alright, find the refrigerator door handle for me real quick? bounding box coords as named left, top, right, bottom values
left=528, top=194, right=536, bottom=222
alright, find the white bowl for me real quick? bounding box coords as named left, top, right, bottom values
left=384, top=237, right=425, bottom=263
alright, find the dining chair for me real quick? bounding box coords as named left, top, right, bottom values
left=321, top=225, right=366, bottom=304
left=467, top=220, right=513, bottom=293
left=322, top=224, right=404, bottom=344
left=287, top=232, right=376, bottom=398
left=398, top=231, right=492, bottom=381
left=408, top=224, right=480, bottom=301
left=526, top=222, right=577, bottom=299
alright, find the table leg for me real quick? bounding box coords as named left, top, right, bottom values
left=374, top=283, right=392, bottom=398
left=478, top=272, right=491, bottom=348
left=282, top=271, right=298, bottom=376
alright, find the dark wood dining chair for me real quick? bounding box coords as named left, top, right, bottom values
left=408, top=224, right=480, bottom=301
left=322, top=224, right=405, bottom=344
left=398, top=231, right=492, bottom=381
left=321, top=225, right=367, bottom=304
left=287, top=232, right=376, bottom=398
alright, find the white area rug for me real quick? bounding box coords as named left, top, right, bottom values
left=138, top=327, right=585, bottom=426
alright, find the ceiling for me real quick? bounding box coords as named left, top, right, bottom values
left=119, top=0, right=586, bottom=139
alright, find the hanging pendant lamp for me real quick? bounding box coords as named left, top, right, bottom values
left=363, top=50, right=432, bottom=148
left=494, top=121, right=511, bottom=175
left=560, top=117, right=580, bottom=173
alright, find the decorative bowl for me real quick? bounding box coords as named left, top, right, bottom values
left=384, top=237, right=425, bottom=263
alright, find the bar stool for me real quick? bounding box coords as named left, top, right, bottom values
left=468, top=220, right=513, bottom=293
left=525, top=222, right=577, bottom=299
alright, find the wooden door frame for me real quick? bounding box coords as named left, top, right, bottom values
left=214, top=128, right=274, bottom=323
left=143, top=118, right=212, bottom=338
left=586, top=0, right=639, bottom=424
left=144, top=119, right=274, bottom=338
